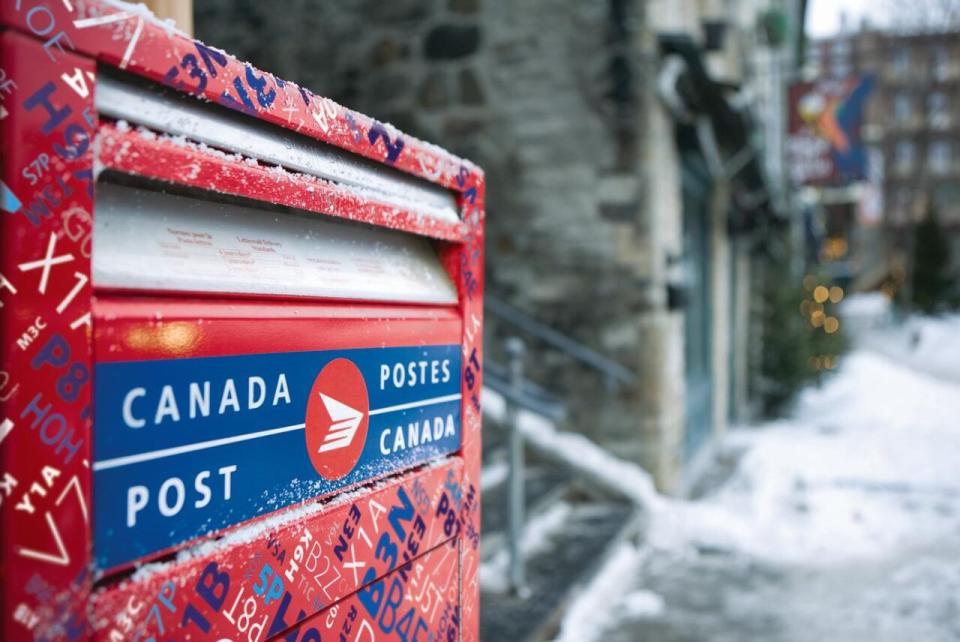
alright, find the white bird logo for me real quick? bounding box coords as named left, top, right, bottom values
left=317, top=393, right=364, bottom=453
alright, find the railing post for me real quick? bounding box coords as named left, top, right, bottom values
left=505, top=337, right=527, bottom=595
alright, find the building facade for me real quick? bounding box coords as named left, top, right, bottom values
left=809, top=28, right=960, bottom=287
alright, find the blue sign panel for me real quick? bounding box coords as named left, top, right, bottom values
left=93, top=344, right=461, bottom=570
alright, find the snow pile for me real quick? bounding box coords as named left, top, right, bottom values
left=650, top=349, right=960, bottom=564
left=841, top=293, right=960, bottom=382
left=551, top=542, right=650, bottom=642
left=480, top=459, right=508, bottom=491
left=839, top=292, right=894, bottom=337
left=866, top=313, right=960, bottom=383
left=481, top=388, right=662, bottom=508
left=839, top=291, right=892, bottom=321
left=617, top=589, right=666, bottom=619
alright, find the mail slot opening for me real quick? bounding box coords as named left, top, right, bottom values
left=92, top=174, right=458, bottom=304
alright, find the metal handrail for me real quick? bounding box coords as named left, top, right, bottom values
left=485, top=295, right=637, bottom=388
left=483, top=360, right=566, bottom=422
left=504, top=338, right=526, bottom=595
left=482, top=295, right=639, bottom=596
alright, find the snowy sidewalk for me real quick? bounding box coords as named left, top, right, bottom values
left=559, top=346, right=960, bottom=642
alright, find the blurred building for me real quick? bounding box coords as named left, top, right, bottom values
left=808, top=27, right=960, bottom=289
left=195, top=0, right=799, bottom=493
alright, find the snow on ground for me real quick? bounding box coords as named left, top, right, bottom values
left=863, top=315, right=960, bottom=383
left=617, top=588, right=666, bottom=619
left=649, top=349, right=960, bottom=564
left=543, top=309, right=960, bottom=641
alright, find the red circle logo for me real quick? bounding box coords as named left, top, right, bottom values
left=305, top=358, right=369, bottom=480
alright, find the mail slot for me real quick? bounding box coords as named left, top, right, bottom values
left=0, top=3, right=484, bottom=641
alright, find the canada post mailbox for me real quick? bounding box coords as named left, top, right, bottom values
left=0, top=3, right=484, bottom=641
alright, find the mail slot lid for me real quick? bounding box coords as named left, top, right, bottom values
left=92, top=296, right=464, bottom=573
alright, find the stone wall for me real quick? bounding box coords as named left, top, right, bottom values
left=195, top=0, right=688, bottom=489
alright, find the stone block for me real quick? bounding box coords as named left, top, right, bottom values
left=369, top=37, right=408, bottom=68
left=418, top=71, right=449, bottom=109
left=459, top=67, right=485, bottom=105
left=449, top=0, right=480, bottom=15
left=424, top=24, right=481, bottom=60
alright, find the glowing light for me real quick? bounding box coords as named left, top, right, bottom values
left=124, top=327, right=153, bottom=350
left=811, top=310, right=825, bottom=327
left=813, top=286, right=829, bottom=304
left=824, top=316, right=840, bottom=334
left=829, top=286, right=844, bottom=303
left=160, top=322, right=199, bottom=354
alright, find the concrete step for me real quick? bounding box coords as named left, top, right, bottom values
left=479, top=450, right=575, bottom=560
left=480, top=491, right=636, bottom=642
left=479, top=406, right=645, bottom=641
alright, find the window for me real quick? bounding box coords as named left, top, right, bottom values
left=895, top=140, right=915, bottom=172
left=932, top=46, right=950, bottom=81
left=927, top=92, right=950, bottom=128
left=893, top=93, right=912, bottom=122
left=893, top=47, right=911, bottom=76
left=929, top=140, right=952, bottom=174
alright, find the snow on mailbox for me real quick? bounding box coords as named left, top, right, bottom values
left=0, top=3, right=484, bottom=641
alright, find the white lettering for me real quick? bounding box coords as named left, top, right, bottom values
left=392, top=426, right=405, bottom=453
left=125, top=468, right=238, bottom=526
left=194, top=471, right=211, bottom=508
left=158, top=478, right=185, bottom=517
left=380, top=429, right=390, bottom=456
left=154, top=385, right=180, bottom=424
left=248, top=376, right=266, bottom=410
left=378, top=414, right=456, bottom=455
left=127, top=486, right=149, bottom=527
left=219, top=465, right=237, bottom=500
left=272, top=374, right=290, bottom=406
left=445, top=414, right=455, bottom=436
left=122, top=375, right=293, bottom=427
left=123, top=388, right=146, bottom=428
left=219, top=379, right=240, bottom=414
left=189, top=381, right=210, bottom=419
left=382, top=358, right=454, bottom=389
left=380, top=364, right=390, bottom=390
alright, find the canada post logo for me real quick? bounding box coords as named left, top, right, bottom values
left=305, top=358, right=369, bottom=479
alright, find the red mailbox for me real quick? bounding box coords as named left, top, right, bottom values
left=0, top=3, right=485, bottom=641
